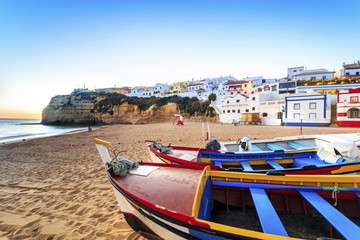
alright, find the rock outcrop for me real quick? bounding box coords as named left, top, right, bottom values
left=41, top=92, right=218, bottom=125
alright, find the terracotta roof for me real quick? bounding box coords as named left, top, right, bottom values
left=294, top=71, right=335, bottom=76
left=343, top=62, right=360, bottom=69
left=226, top=80, right=247, bottom=85
left=188, top=83, right=202, bottom=87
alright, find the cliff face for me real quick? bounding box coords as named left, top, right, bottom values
left=42, top=93, right=218, bottom=125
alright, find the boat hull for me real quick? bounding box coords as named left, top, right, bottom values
left=107, top=169, right=266, bottom=240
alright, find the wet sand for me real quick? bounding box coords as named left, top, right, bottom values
left=0, top=122, right=359, bottom=239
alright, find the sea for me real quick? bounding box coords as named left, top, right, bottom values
left=0, top=118, right=87, bottom=144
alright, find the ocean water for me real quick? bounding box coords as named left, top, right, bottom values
left=0, top=118, right=87, bottom=143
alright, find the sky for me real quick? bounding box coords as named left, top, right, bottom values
left=0, top=0, right=359, bottom=119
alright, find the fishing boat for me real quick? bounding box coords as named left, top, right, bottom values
left=95, top=138, right=360, bottom=240
left=147, top=134, right=360, bottom=174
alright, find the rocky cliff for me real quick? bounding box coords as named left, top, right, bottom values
left=41, top=92, right=218, bottom=125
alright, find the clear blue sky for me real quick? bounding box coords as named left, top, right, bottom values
left=0, top=0, right=359, bottom=118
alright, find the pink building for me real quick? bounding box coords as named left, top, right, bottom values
left=337, top=88, right=360, bottom=127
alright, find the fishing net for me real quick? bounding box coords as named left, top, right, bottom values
left=112, top=156, right=139, bottom=177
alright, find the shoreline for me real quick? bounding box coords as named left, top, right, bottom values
left=1, top=123, right=360, bottom=239
left=0, top=127, right=100, bottom=145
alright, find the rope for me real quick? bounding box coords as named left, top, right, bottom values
left=332, top=186, right=339, bottom=207
left=110, top=149, right=139, bottom=177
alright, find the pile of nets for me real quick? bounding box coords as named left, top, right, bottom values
left=152, top=139, right=172, bottom=154
left=111, top=156, right=139, bottom=177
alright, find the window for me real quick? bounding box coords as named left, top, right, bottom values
left=246, top=109, right=249, bottom=113
left=236, top=100, right=240, bottom=103
left=346, top=72, right=350, bottom=75
left=232, top=110, right=235, bottom=113
left=258, top=88, right=262, bottom=92
left=280, top=83, right=287, bottom=89
left=227, top=110, right=230, bottom=113
left=293, top=70, right=297, bottom=72
left=322, top=76, right=326, bottom=80
left=238, top=109, right=240, bottom=113
left=309, top=113, right=316, bottom=119
left=262, top=112, right=268, bottom=117
left=310, top=77, right=316, bottom=80
left=262, top=79, right=266, bottom=83
left=356, top=72, right=359, bottom=75
left=227, top=101, right=229, bottom=104
left=350, top=96, right=358, bottom=103
left=294, top=103, right=300, bottom=110
left=309, top=103, right=316, bottom=109
left=351, top=109, right=358, bottom=118
left=264, top=86, right=270, bottom=91
left=272, top=85, right=277, bottom=91
left=288, top=82, right=295, bottom=88
left=223, top=110, right=225, bottom=114
left=294, top=113, right=300, bottom=119
left=252, top=107, right=255, bottom=111
left=252, top=97, right=255, bottom=101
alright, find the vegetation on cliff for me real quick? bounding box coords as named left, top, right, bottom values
left=93, top=93, right=216, bottom=117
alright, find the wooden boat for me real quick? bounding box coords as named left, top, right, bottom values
left=95, top=138, right=360, bottom=240
left=147, top=139, right=360, bottom=175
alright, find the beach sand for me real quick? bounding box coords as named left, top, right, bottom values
left=0, top=122, right=359, bottom=240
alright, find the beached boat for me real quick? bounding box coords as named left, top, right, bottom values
left=147, top=137, right=360, bottom=174
left=219, top=133, right=360, bottom=158
left=95, top=138, right=360, bottom=239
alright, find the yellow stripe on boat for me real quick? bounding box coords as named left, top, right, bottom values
left=192, top=166, right=211, bottom=218
left=196, top=219, right=303, bottom=240
left=331, top=164, right=360, bottom=174
left=200, top=158, right=293, bottom=166
left=94, top=138, right=112, bottom=146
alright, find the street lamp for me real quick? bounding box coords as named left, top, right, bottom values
left=300, top=114, right=305, bottom=135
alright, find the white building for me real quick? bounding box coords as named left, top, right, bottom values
left=341, top=61, right=360, bottom=78
left=152, top=83, right=170, bottom=95
left=130, top=86, right=146, bottom=95
left=284, top=94, right=332, bottom=127
left=211, top=92, right=287, bottom=125
left=287, top=66, right=305, bottom=79
left=204, top=76, right=237, bottom=92
left=224, top=80, right=248, bottom=95
left=187, top=83, right=204, bottom=92
left=293, top=69, right=335, bottom=81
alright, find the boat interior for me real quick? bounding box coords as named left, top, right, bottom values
left=222, top=138, right=317, bottom=153
left=198, top=148, right=358, bottom=172
left=193, top=167, right=360, bottom=239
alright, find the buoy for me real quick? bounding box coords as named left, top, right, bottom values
left=138, top=141, right=141, bottom=143
left=179, top=139, right=182, bottom=141
left=72, top=144, right=75, bottom=147
left=228, top=138, right=231, bottom=141
left=69, top=144, right=72, bottom=146
left=118, top=142, right=121, bottom=144
left=82, top=144, right=86, bottom=146
left=254, top=137, right=257, bottom=140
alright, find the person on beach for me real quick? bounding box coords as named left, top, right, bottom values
left=174, top=114, right=184, bottom=126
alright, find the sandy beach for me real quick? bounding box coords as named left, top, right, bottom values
left=1, top=122, right=359, bottom=240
